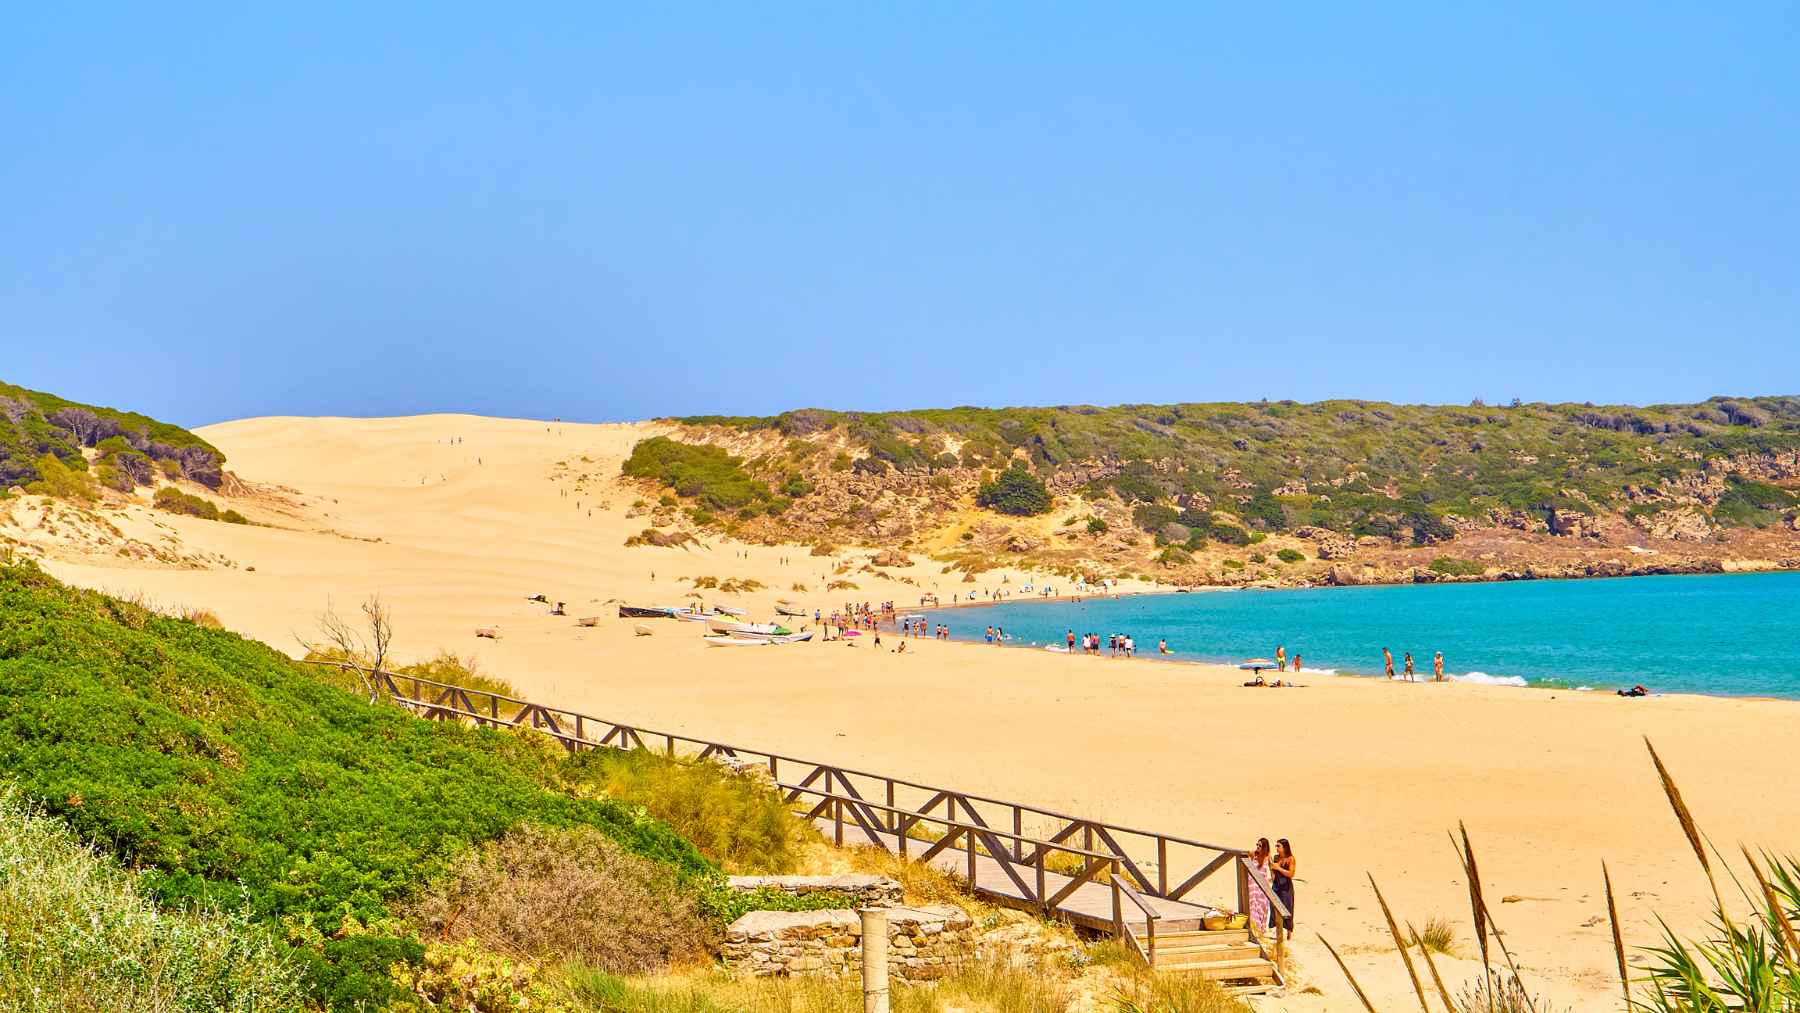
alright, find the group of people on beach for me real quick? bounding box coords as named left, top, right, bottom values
left=1382, top=646, right=1447, bottom=681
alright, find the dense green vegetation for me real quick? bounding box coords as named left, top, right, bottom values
left=621, top=436, right=789, bottom=519
left=0, top=788, right=306, bottom=1012
left=975, top=462, right=1053, bottom=516
left=676, top=397, right=1800, bottom=532
left=0, top=562, right=797, bottom=1009
left=0, top=379, right=223, bottom=489
left=152, top=486, right=249, bottom=523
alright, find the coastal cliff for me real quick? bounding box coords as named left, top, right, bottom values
left=618, top=397, right=1800, bottom=588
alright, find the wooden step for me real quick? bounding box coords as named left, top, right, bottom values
left=1159, top=956, right=1277, bottom=982
left=1148, top=928, right=1253, bottom=946
left=1149, top=940, right=1264, bottom=963
left=1225, top=981, right=1279, bottom=997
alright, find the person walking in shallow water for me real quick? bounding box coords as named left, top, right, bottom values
left=1275, top=644, right=1286, bottom=672
left=1433, top=651, right=1445, bottom=681
left=1404, top=652, right=1416, bottom=681
left=1382, top=647, right=1395, bottom=679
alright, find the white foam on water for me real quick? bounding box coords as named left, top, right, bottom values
left=1297, top=667, right=1338, bottom=676
left=1452, top=670, right=1530, bottom=687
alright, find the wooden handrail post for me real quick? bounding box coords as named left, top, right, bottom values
left=1236, top=857, right=1251, bottom=921
left=1036, top=849, right=1047, bottom=914
left=1147, top=909, right=1157, bottom=968
left=886, top=781, right=896, bottom=832
left=1157, top=838, right=1168, bottom=896
left=1111, top=860, right=1123, bottom=935
left=1013, top=807, right=1023, bottom=861
left=834, top=799, right=844, bottom=847
left=965, top=828, right=976, bottom=885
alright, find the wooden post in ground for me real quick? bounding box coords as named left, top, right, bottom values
left=860, top=908, right=890, bottom=1013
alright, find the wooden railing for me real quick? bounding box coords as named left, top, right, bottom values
left=311, top=663, right=1289, bottom=975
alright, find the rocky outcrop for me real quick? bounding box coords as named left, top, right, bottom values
left=868, top=549, right=912, bottom=568
left=1294, top=526, right=1357, bottom=559
left=1632, top=506, right=1715, bottom=542
left=721, top=904, right=978, bottom=981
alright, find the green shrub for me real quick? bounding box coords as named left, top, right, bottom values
left=975, top=463, right=1052, bottom=516
left=564, top=749, right=808, bottom=874
left=1221, top=559, right=1245, bottom=571
left=1131, top=503, right=1179, bottom=532
left=1276, top=547, right=1304, bottom=563
left=388, top=939, right=577, bottom=1013
left=1405, top=510, right=1456, bottom=545
left=622, top=437, right=775, bottom=513
left=1248, top=552, right=1265, bottom=564
left=23, top=453, right=97, bottom=502
left=158, top=458, right=183, bottom=480
left=400, top=824, right=714, bottom=975
left=221, top=508, right=249, bottom=524
left=0, top=788, right=307, bottom=1012
left=153, top=486, right=221, bottom=520
left=0, top=562, right=713, bottom=1008
left=1157, top=546, right=1192, bottom=566
left=1086, top=517, right=1108, bottom=534
left=1428, top=556, right=1486, bottom=577
left=1208, top=523, right=1251, bottom=546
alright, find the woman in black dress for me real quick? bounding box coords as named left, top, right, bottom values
left=1271, top=839, right=1297, bottom=932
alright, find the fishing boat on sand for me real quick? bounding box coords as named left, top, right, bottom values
left=703, top=635, right=771, bottom=647
left=618, top=605, right=676, bottom=619
left=774, top=601, right=807, bottom=617
left=706, top=618, right=796, bottom=638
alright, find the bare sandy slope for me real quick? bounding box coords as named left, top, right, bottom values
left=38, top=413, right=1800, bottom=1011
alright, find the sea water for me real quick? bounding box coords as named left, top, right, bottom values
left=921, top=570, right=1800, bottom=697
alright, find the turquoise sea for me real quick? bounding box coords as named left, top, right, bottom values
left=921, top=570, right=1800, bottom=698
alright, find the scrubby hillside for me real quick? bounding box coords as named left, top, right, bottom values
left=0, top=380, right=224, bottom=490
left=0, top=561, right=771, bottom=1009
left=618, top=397, right=1800, bottom=585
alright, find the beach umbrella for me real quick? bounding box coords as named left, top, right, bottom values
left=1239, top=658, right=1275, bottom=668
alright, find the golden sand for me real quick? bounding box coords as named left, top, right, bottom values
left=36, top=413, right=1800, bottom=1011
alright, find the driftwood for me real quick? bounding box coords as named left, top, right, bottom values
left=475, top=626, right=500, bottom=639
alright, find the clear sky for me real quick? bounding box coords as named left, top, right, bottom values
left=3, top=4, right=1796, bottom=427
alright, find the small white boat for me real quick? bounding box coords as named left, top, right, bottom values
left=707, top=618, right=795, bottom=638
left=674, top=608, right=713, bottom=622
left=704, top=635, right=771, bottom=647
left=712, top=604, right=747, bottom=617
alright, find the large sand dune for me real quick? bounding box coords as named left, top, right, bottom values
left=36, top=413, right=1800, bottom=1011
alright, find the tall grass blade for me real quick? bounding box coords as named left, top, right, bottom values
left=1370, top=875, right=1430, bottom=1012
left=1742, top=845, right=1800, bottom=962
left=1407, top=920, right=1456, bottom=1011
left=1603, top=860, right=1629, bottom=1009
left=1458, top=822, right=1491, bottom=978
left=1317, top=932, right=1380, bottom=1012
left=1645, top=738, right=1725, bottom=917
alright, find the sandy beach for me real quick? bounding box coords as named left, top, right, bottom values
left=33, top=413, right=1800, bottom=1011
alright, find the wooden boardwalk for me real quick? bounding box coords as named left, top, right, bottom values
left=319, top=663, right=1292, bottom=982
left=812, top=817, right=1218, bottom=932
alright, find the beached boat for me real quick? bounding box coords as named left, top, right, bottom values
left=703, top=635, right=771, bottom=647
left=618, top=605, right=675, bottom=619
left=711, top=604, right=747, bottom=617
left=706, top=618, right=795, bottom=638
left=673, top=608, right=716, bottom=622
left=774, top=601, right=807, bottom=617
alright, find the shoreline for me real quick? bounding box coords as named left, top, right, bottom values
left=911, top=571, right=1800, bottom=704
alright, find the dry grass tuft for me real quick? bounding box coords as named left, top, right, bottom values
left=179, top=606, right=223, bottom=628
left=1409, top=915, right=1459, bottom=956
left=401, top=823, right=714, bottom=974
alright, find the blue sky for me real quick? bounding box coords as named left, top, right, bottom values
left=3, top=4, right=1796, bottom=426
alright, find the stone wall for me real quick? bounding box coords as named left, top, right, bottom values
left=722, top=904, right=977, bottom=982
left=726, top=874, right=904, bottom=908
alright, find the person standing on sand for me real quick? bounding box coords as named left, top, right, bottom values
left=1383, top=647, right=1395, bottom=679
left=1275, top=645, right=1286, bottom=672
left=1271, top=840, right=1297, bottom=932
left=1066, top=630, right=1076, bottom=653
left=1291, top=652, right=1301, bottom=673
left=1247, top=838, right=1273, bottom=932
left=1434, top=651, right=1445, bottom=681
left=1404, top=652, right=1415, bottom=681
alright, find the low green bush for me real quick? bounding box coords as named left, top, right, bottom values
left=23, top=453, right=97, bottom=502
left=1086, top=517, right=1108, bottom=534
left=975, top=463, right=1052, bottom=516
left=1276, top=548, right=1305, bottom=563
left=624, top=437, right=778, bottom=513
left=153, top=486, right=222, bottom=519
left=1428, top=556, right=1486, bottom=576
